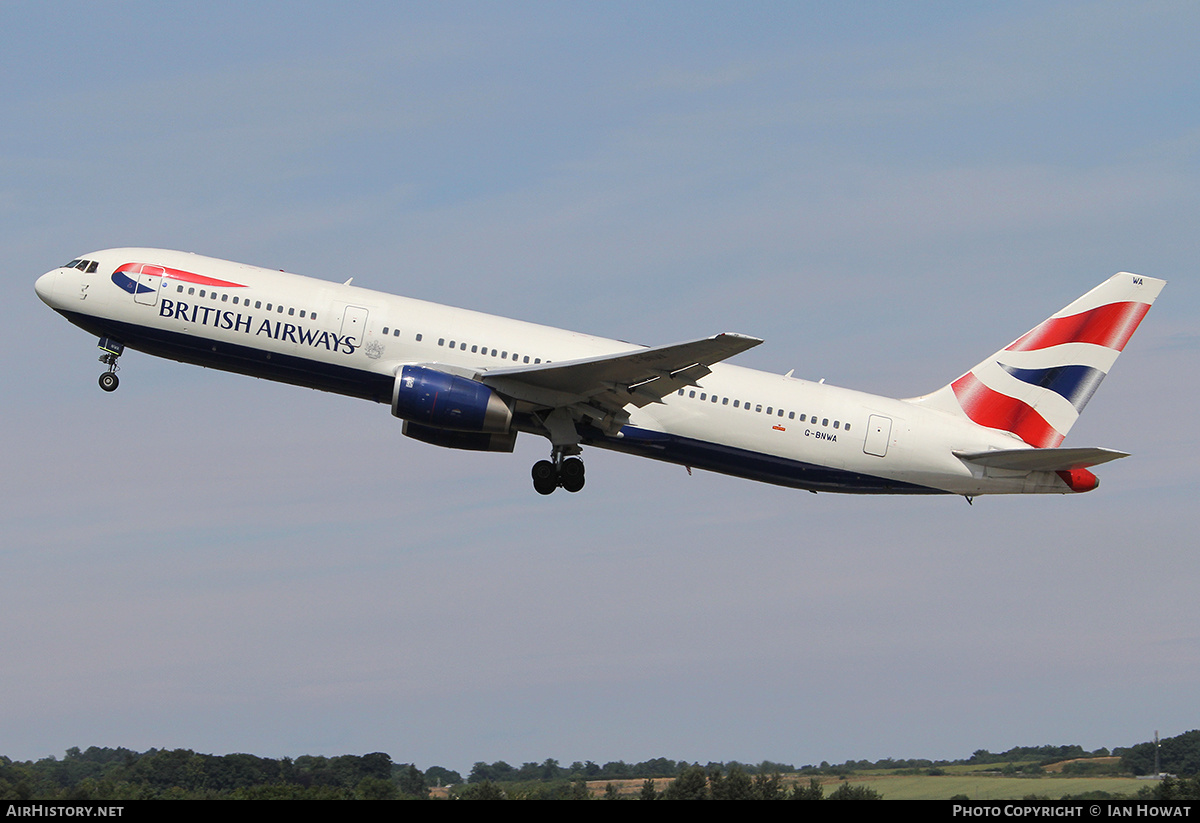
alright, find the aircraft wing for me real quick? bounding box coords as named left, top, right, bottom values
left=953, top=447, right=1129, bottom=471
left=480, top=332, right=762, bottom=413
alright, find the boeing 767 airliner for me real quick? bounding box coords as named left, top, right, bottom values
left=35, top=250, right=1163, bottom=497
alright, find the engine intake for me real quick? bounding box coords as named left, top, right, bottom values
left=392, top=366, right=512, bottom=433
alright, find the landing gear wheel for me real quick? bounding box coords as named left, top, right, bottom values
left=532, top=460, right=558, bottom=495
left=97, top=339, right=123, bottom=392
left=559, top=457, right=585, bottom=493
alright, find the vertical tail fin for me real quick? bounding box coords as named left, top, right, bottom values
left=907, top=272, right=1165, bottom=447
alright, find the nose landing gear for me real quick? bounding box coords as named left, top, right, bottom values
left=531, top=451, right=586, bottom=495
left=97, top=337, right=123, bottom=392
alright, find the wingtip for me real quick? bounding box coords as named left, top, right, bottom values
left=716, top=332, right=764, bottom=346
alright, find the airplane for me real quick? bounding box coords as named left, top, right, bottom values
left=35, top=249, right=1164, bottom=498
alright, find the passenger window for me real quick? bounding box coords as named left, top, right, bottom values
left=255, top=301, right=262, bottom=309
left=221, top=294, right=228, bottom=302
left=415, top=333, right=421, bottom=341
left=288, top=307, right=294, bottom=315
left=383, top=327, right=390, bottom=335
left=822, top=418, right=829, bottom=426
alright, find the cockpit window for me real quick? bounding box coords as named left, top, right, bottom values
left=64, top=258, right=100, bottom=273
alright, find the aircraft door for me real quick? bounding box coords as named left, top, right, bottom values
left=134, top=265, right=165, bottom=306
left=340, top=305, right=368, bottom=345
left=864, top=414, right=892, bottom=457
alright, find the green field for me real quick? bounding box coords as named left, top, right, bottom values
left=840, top=773, right=1151, bottom=801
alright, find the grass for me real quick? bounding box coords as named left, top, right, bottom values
left=837, top=773, right=1150, bottom=801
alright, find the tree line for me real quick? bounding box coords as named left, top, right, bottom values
left=466, top=757, right=794, bottom=783
left=3, top=730, right=1198, bottom=800
left=0, top=747, right=432, bottom=800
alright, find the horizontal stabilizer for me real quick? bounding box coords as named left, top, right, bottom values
left=953, top=447, right=1129, bottom=472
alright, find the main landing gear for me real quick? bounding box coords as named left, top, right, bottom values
left=531, top=451, right=586, bottom=495
left=97, top=337, right=123, bottom=392
left=531, top=407, right=587, bottom=495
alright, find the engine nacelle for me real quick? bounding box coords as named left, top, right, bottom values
left=392, top=366, right=513, bottom=433
left=402, top=421, right=517, bottom=453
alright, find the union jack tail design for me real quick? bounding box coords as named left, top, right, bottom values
left=909, top=273, right=1165, bottom=447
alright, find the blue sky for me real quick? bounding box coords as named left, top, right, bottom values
left=4, top=2, right=1198, bottom=773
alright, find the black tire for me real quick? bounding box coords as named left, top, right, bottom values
left=560, top=457, right=585, bottom=493
left=531, top=460, right=558, bottom=495
left=99, top=372, right=119, bottom=392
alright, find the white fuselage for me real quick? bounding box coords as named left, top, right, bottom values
left=35, top=248, right=1081, bottom=496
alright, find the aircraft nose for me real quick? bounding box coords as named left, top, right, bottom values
left=35, top=270, right=59, bottom=305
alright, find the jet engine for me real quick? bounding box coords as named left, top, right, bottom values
left=401, top=420, right=517, bottom=452
left=391, top=365, right=513, bottom=433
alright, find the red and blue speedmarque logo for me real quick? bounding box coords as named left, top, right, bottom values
left=111, top=262, right=247, bottom=295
